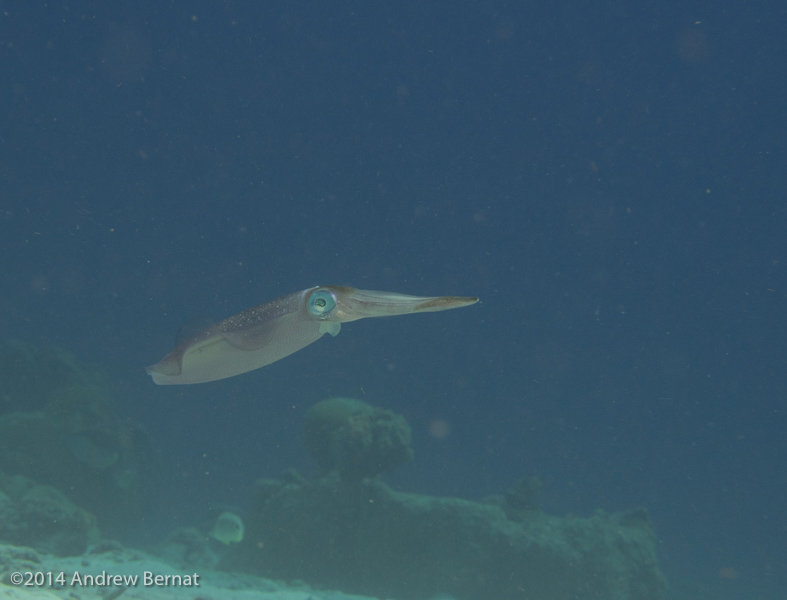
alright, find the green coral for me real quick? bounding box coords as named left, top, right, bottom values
left=303, top=397, right=413, bottom=481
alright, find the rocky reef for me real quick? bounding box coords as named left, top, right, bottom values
left=0, top=345, right=667, bottom=600
left=303, top=397, right=413, bottom=481
left=0, top=341, right=157, bottom=539
left=225, top=472, right=665, bottom=600
left=0, top=474, right=100, bottom=556
left=215, top=396, right=667, bottom=600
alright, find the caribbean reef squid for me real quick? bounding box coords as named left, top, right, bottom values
left=146, top=285, right=479, bottom=385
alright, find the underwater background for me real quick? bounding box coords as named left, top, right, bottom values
left=0, top=1, right=785, bottom=599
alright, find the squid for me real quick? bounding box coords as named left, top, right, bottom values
left=146, top=285, right=478, bottom=385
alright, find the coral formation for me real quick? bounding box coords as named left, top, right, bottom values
left=303, top=397, right=413, bottom=481
left=481, top=474, right=544, bottom=521
left=0, top=340, right=157, bottom=537
left=216, top=401, right=666, bottom=600
left=0, top=346, right=669, bottom=600
left=0, top=474, right=99, bottom=556
left=226, top=473, right=666, bottom=600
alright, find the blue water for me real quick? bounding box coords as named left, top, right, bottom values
left=1, top=2, right=785, bottom=598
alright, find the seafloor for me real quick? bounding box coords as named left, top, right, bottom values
left=0, top=543, right=376, bottom=600
left=0, top=341, right=667, bottom=600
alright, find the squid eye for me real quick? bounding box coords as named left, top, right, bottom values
left=307, top=289, right=337, bottom=317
